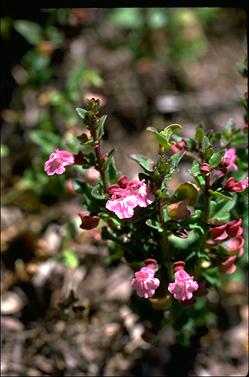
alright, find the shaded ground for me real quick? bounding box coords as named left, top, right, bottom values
left=1, top=8, right=248, bottom=376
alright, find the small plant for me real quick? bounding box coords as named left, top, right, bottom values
left=44, top=60, right=248, bottom=344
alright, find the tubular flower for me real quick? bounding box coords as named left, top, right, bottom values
left=223, top=236, right=244, bottom=257
left=127, top=179, right=155, bottom=207
left=209, top=219, right=243, bottom=241
left=209, top=223, right=228, bottom=241
left=168, top=269, right=199, bottom=302
left=224, top=177, right=249, bottom=192
left=221, top=148, right=238, bottom=172
left=44, top=148, right=74, bottom=176
left=105, top=189, right=138, bottom=219
left=209, top=148, right=238, bottom=185
left=220, top=255, right=237, bottom=274
left=170, top=139, right=187, bottom=154
left=131, top=266, right=160, bottom=299
left=226, top=219, right=243, bottom=238
left=106, top=177, right=155, bottom=219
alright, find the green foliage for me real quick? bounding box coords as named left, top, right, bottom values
left=208, top=150, right=225, bottom=168
left=14, top=20, right=42, bottom=45
left=147, top=124, right=182, bottom=150
left=210, top=197, right=236, bottom=222
left=129, top=153, right=155, bottom=173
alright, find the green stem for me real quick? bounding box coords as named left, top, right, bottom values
left=158, top=198, right=170, bottom=264
left=89, top=121, right=107, bottom=192
left=196, top=174, right=211, bottom=277
left=202, top=175, right=211, bottom=223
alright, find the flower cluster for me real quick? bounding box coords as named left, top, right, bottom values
left=105, top=176, right=155, bottom=219
left=210, top=219, right=245, bottom=274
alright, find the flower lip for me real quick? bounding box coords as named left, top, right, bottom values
left=209, top=223, right=228, bottom=241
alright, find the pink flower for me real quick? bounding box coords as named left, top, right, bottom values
left=44, top=149, right=74, bottom=175
left=224, top=177, right=249, bottom=192
left=209, top=219, right=243, bottom=241
left=220, top=255, right=237, bottom=274
left=106, top=177, right=155, bottom=219
left=223, top=236, right=244, bottom=257
left=131, top=266, right=160, bottom=299
left=168, top=269, right=199, bottom=302
left=105, top=189, right=138, bottom=219
left=127, top=179, right=155, bottom=208
left=226, top=218, right=243, bottom=237
left=200, top=163, right=212, bottom=174
left=209, top=223, right=228, bottom=241
left=170, top=139, right=187, bottom=154
left=221, top=148, right=238, bottom=172
left=85, top=92, right=107, bottom=107
left=209, top=148, right=238, bottom=185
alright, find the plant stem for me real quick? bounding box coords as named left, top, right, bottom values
left=202, top=174, right=211, bottom=223
left=158, top=198, right=170, bottom=264
left=196, top=174, right=211, bottom=278
left=90, top=121, right=107, bottom=192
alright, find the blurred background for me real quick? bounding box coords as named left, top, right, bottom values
left=1, top=8, right=248, bottom=376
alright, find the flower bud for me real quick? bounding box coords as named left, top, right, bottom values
left=220, top=255, right=237, bottom=274
left=144, top=258, right=158, bottom=271
left=79, top=212, right=100, bottom=230
left=200, top=163, right=212, bottom=174
left=167, top=200, right=191, bottom=221
left=172, top=260, right=185, bottom=272
left=73, top=151, right=86, bottom=165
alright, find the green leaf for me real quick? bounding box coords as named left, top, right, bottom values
left=146, top=124, right=182, bottom=150
left=96, top=115, right=107, bottom=140
left=91, top=181, right=106, bottom=200
left=147, top=126, right=171, bottom=148
left=62, top=250, right=79, bottom=268
left=195, top=123, right=205, bottom=143
left=129, top=153, right=154, bottom=172
left=104, top=149, right=121, bottom=184
left=202, top=135, right=211, bottom=150
left=73, top=180, right=100, bottom=212
left=160, top=123, right=182, bottom=141
left=174, top=182, right=199, bottom=205
left=190, top=161, right=205, bottom=188
left=209, top=189, right=232, bottom=201
left=205, top=146, right=214, bottom=160
left=145, top=219, right=163, bottom=232
left=208, top=150, right=225, bottom=168
left=210, top=197, right=236, bottom=222
left=76, top=108, right=87, bottom=120
left=169, top=150, right=185, bottom=169
left=14, top=20, right=42, bottom=45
